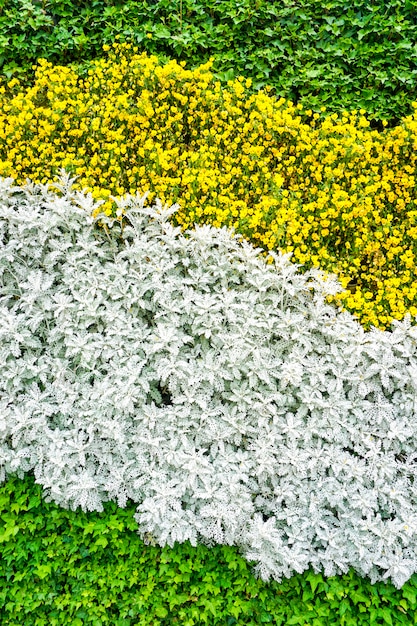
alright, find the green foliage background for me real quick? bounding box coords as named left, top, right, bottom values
left=1, top=475, right=417, bottom=625
left=1, top=0, right=417, bottom=121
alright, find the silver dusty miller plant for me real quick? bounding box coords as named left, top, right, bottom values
left=1, top=172, right=417, bottom=589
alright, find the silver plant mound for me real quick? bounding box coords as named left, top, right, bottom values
left=1, top=172, right=417, bottom=588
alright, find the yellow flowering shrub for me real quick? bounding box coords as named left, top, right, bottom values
left=1, top=42, right=417, bottom=330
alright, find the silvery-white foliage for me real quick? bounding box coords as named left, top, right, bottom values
left=1, top=172, right=417, bottom=589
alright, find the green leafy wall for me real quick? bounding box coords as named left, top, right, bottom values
left=1, top=0, right=417, bottom=120
left=2, top=476, right=417, bottom=625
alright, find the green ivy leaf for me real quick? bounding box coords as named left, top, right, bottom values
left=94, top=536, right=108, bottom=548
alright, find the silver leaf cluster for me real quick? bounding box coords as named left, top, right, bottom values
left=1, top=172, right=417, bottom=589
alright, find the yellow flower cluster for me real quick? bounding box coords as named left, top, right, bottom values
left=1, top=42, right=417, bottom=330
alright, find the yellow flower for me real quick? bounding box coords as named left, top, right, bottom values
left=1, top=45, right=417, bottom=329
